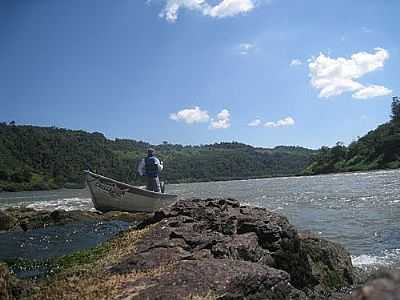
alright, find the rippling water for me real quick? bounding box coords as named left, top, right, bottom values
left=1, top=169, right=400, bottom=271
left=0, top=221, right=129, bottom=261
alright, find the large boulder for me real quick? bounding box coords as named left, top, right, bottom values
left=112, top=198, right=354, bottom=299
left=274, top=232, right=354, bottom=293
left=350, top=271, right=400, bottom=300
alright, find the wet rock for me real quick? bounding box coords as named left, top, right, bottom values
left=274, top=232, right=354, bottom=293
left=0, top=211, right=18, bottom=231
left=300, top=235, right=353, bottom=290
left=49, top=210, right=102, bottom=224
left=4, top=207, right=55, bottom=230
left=350, top=271, right=400, bottom=300
left=112, top=198, right=354, bottom=298
left=2, top=208, right=151, bottom=231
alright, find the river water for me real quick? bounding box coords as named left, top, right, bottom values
left=1, top=169, right=400, bottom=273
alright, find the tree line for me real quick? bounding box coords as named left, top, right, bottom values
left=305, top=97, right=400, bottom=175
left=0, top=124, right=315, bottom=192
left=3, top=96, right=398, bottom=192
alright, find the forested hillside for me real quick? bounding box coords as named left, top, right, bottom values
left=305, top=97, right=400, bottom=175
left=0, top=123, right=315, bottom=192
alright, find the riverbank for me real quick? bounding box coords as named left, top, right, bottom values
left=2, top=166, right=400, bottom=195
left=3, top=171, right=400, bottom=272
left=2, top=198, right=400, bottom=299
left=0, top=173, right=299, bottom=193
left=1, top=198, right=355, bottom=299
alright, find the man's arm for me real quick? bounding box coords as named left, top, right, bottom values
left=156, top=158, right=163, bottom=172
left=137, top=159, right=145, bottom=176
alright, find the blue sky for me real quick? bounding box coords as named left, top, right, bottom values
left=0, top=0, right=398, bottom=149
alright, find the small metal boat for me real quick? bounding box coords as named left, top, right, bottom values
left=85, top=170, right=177, bottom=213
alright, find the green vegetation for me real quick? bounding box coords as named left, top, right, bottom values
left=0, top=123, right=315, bottom=192
left=3, top=97, right=398, bottom=191
left=305, top=97, right=400, bottom=175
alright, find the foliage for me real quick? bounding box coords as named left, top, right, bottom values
left=392, top=96, right=400, bottom=122
left=0, top=124, right=316, bottom=191
left=305, top=97, right=400, bottom=175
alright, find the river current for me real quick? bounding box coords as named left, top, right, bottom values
left=1, top=169, right=400, bottom=273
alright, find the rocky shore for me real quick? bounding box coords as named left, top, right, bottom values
left=0, top=198, right=399, bottom=299
left=0, top=207, right=150, bottom=232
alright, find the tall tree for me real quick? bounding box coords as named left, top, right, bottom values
left=391, top=96, right=400, bottom=122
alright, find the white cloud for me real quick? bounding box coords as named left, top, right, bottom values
left=362, top=27, right=372, bottom=33
left=210, top=109, right=231, bottom=129
left=239, top=43, right=255, bottom=55
left=290, top=59, right=302, bottom=66
left=159, top=0, right=255, bottom=22
left=352, top=85, right=392, bottom=100
left=248, top=119, right=261, bottom=127
left=170, top=106, right=210, bottom=124
left=160, top=0, right=207, bottom=23
left=309, top=48, right=391, bottom=99
left=264, top=117, right=295, bottom=128
left=206, top=0, right=254, bottom=18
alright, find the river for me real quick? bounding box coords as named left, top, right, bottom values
left=1, top=169, right=400, bottom=273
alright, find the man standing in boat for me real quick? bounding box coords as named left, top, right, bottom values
left=137, top=148, right=163, bottom=192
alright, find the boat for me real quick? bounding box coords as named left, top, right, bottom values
left=85, top=170, right=178, bottom=213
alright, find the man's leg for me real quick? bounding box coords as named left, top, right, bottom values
left=153, top=177, right=161, bottom=192
left=146, top=177, right=161, bottom=192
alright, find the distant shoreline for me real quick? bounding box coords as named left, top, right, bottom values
left=2, top=167, right=399, bottom=193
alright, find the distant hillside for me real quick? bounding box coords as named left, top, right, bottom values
left=305, top=97, right=400, bottom=175
left=0, top=123, right=316, bottom=192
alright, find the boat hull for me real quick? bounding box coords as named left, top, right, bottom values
left=85, top=171, right=177, bottom=213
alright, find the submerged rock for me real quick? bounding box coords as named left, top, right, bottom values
left=1, top=208, right=151, bottom=231
left=0, top=211, right=18, bottom=231
left=111, top=198, right=354, bottom=299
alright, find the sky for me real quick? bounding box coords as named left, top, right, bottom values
left=0, top=0, right=398, bottom=149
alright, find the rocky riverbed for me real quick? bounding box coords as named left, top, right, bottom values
left=1, top=198, right=399, bottom=299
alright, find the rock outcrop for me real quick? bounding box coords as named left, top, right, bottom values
left=111, top=198, right=354, bottom=299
